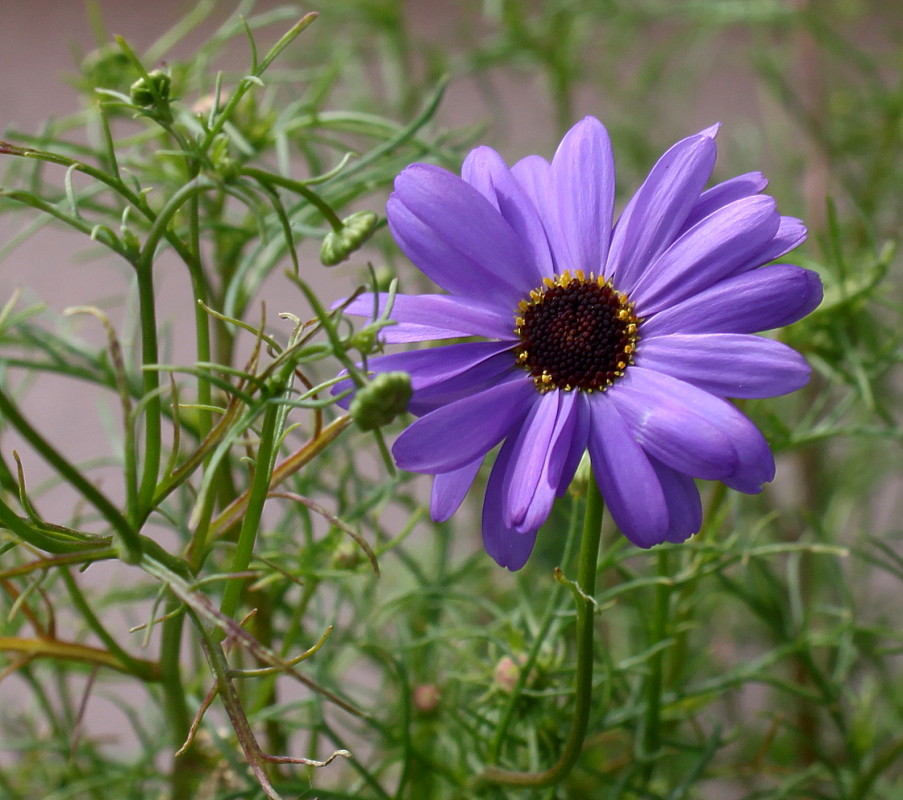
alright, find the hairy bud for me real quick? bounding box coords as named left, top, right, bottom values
left=320, top=210, right=378, bottom=266
left=349, top=371, right=412, bottom=431
left=130, top=70, right=172, bottom=107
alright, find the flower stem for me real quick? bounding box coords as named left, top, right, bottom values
left=217, top=397, right=282, bottom=632
left=60, top=568, right=157, bottom=681
left=133, top=177, right=215, bottom=521
left=135, top=260, right=163, bottom=519
left=0, top=387, right=141, bottom=561
left=478, top=481, right=604, bottom=788
left=240, top=167, right=345, bottom=231
left=639, top=550, right=670, bottom=785
left=160, top=606, right=201, bottom=800
left=486, top=494, right=583, bottom=763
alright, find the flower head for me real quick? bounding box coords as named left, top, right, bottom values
left=340, top=117, right=822, bottom=570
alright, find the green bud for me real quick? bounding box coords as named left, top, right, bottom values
left=320, top=210, right=379, bottom=266
left=373, top=266, right=397, bottom=294
left=331, top=541, right=362, bottom=570
left=120, top=227, right=141, bottom=258
left=130, top=69, right=172, bottom=107
left=349, top=324, right=380, bottom=356
left=349, top=371, right=412, bottom=431
left=568, top=451, right=592, bottom=497
left=209, top=133, right=237, bottom=179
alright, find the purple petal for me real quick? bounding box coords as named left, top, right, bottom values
left=641, top=264, right=824, bottom=337
left=607, top=130, right=718, bottom=292
left=609, top=370, right=738, bottom=480
left=392, top=376, right=536, bottom=473
left=722, top=429, right=775, bottom=495
left=331, top=341, right=515, bottom=411
left=360, top=341, right=515, bottom=392
left=431, top=457, right=483, bottom=522
left=482, top=439, right=539, bottom=571
left=587, top=393, right=670, bottom=547
left=389, top=164, right=538, bottom=300
left=462, top=146, right=552, bottom=281
left=632, top=195, right=780, bottom=314
left=461, top=148, right=500, bottom=211
left=407, top=353, right=520, bottom=416
left=502, top=391, right=560, bottom=529
left=732, top=216, right=807, bottom=273
left=679, top=172, right=768, bottom=233
left=697, top=122, right=722, bottom=139
left=339, top=292, right=514, bottom=342
left=511, top=154, right=551, bottom=219
left=547, top=117, right=616, bottom=274
left=612, top=367, right=774, bottom=492
left=636, top=333, right=811, bottom=398
left=502, top=390, right=579, bottom=533
left=553, top=392, right=591, bottom=496
left=650, top=458, right=702, bottom=544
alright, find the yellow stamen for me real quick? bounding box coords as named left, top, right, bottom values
left=514, top=270, right=641, bottom=394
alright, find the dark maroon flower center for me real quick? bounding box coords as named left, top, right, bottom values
left=514, top=270, right=639, bottom=393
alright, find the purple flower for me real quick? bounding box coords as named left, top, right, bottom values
left=341, top=117, right=822, bottom=570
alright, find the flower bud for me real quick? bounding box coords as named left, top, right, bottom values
left=349, top=371, right=412, bottom=431
left=320, top=210, right=378, bottom=266
left=209, top=133, right=237, bottom=179
left=349, top=325, right=380, bottom=356
left=331, top=541, right=362, bottom=570
left=568, top=452, right=593, bottom=497
left=372, top=266, right=397, bottom=294
left=120, top=227, right=141, bottom=258
left=412, top=684, right=441, bottom=715
left=493, top=655, right=522, bottom=694
left=130, top=70, right=172, bottom=107
left=494, top=651, right=547, bottom=693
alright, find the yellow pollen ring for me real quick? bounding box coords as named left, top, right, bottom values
left=513, top=269, right=642, bottom=394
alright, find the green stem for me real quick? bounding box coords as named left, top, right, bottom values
left=197, top=623, right=284, bottom=800
left=196, top=13, right=318, bottom=153
left=640, top=550, right=670, bottom=780
left=60, top=568, right=157, bottom=681
left=0, top=498, right=106, bottom=554
left=135, top=261, right=162, bottom=516
left=478, top=481, right=605, bottom=788
left=0, top=387, right=140, bottom=561
left=240, top=167, right=345, bottom=231
left=217, top=396, right=282, bottom=631
left=0, top=144, right=197, bottom=267
left=134, top=178, right=216, bottom=518
left=184, top=185, right=217, bottom=569
left=487, top=494, right=584, bottom=762
left=160, top=606, right=200, bottom=800
left=187, top=192, right=213, bottom=439
left=0, top=547, right=116, bottom=580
